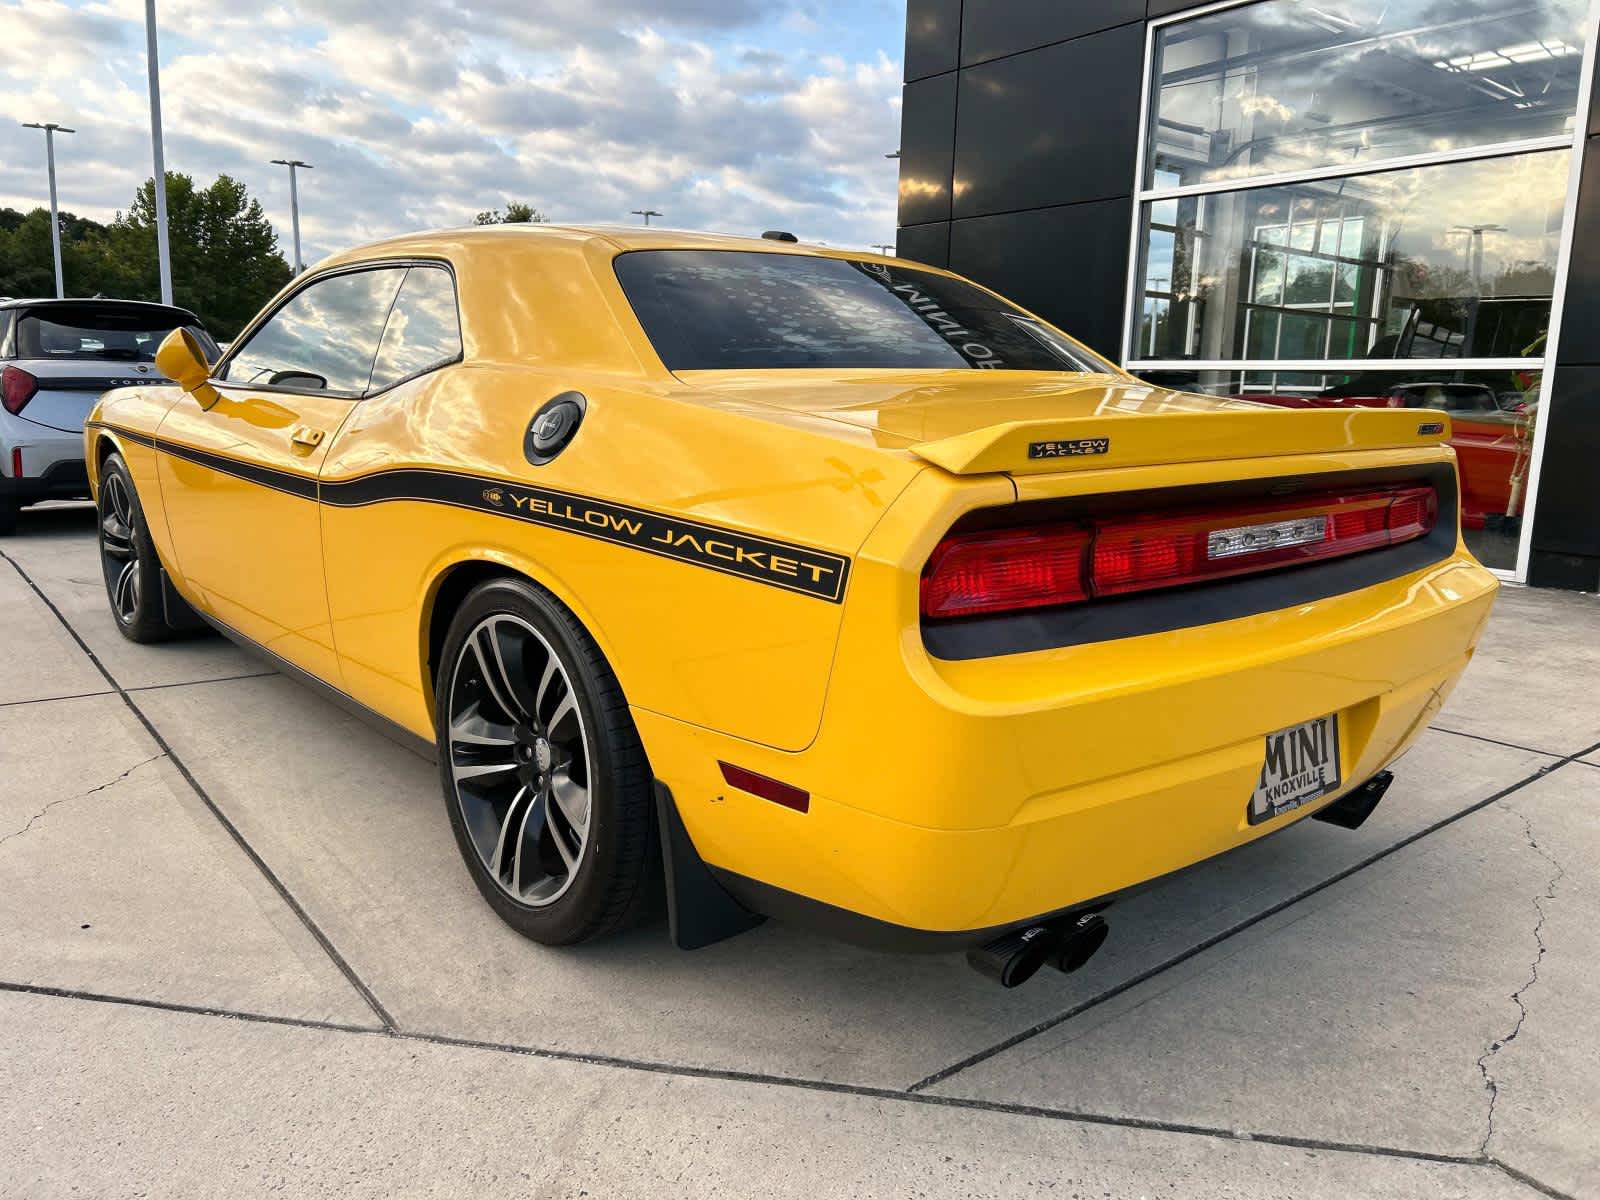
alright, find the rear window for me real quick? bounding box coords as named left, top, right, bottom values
left=13, top=305, right=217, bottom=363
left=614, top=250, right=1113, bottom=373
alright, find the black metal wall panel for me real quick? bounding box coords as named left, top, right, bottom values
left=898, top=72, right=959, bottom=227
left=895, top=221, right=952, bottom=268
left=1530, top=133, right=1600, bottom=588
left=951, top=23, right=1144, bottom=220
left=1146, top=0, right=1222, bottom=16
left=1556, top=137, right=1600, bottom=365
left=948, top=197, right=1134, bottom=359
left=905, top=0, right=963, bottom=81
left=960, top=0, right=1143, bottom=67
left=1531, top=366, right=1600, bottom=553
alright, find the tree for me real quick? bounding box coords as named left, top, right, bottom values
left=474, top=201, right=547, bottom=225
left=0, top=176, right=291, bottom=339
left=0, top=207, right=110, bottom=299
left=96, top=173, right=293, bottom=339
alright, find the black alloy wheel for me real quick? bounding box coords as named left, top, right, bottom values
left=97, top=453, right=171, bottom=643
left=436, top=577, right=654, bottom=945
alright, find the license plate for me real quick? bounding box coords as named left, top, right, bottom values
left=1249, top=713, right=1342, bottom=825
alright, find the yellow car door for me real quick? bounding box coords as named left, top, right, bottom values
left=156, top=266, right=408, bottom=682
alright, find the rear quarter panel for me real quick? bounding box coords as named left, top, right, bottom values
left=317, top=364, right=924, bottom=749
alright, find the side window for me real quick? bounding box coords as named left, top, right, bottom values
left=367, top=266, right=463, bottom=392
left=221, top=268, right=406, bottom=394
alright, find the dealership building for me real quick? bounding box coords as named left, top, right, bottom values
left=896, top=0, right=1600, bottom=588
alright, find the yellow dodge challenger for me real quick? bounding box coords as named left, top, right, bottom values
left=84, top=227, right=1497, bottom=986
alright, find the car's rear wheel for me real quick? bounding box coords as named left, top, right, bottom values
left=97, top=453, right=171, bottom=643
left=0, top=500, right=16, bottom=536
left=435, top=578, right=654, bottom=945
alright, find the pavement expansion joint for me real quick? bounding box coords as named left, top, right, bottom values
left=0, top=978, right=1544, bottom=1181
left=0, top=548, right=398, bottom=1034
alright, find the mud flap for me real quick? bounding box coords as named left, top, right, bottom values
left=654, top=782, right=765, bottom=950
left=159, top=568, right=207, bottom=633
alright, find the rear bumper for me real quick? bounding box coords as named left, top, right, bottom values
left=0, top=458, right=90, bottom=504
left=1, top=415, right=89, bottom=505
left=637, top=543, right=1498, bottom=939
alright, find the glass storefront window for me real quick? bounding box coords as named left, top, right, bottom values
left=1145, top=0, right=1589, bottom=189
left=1132, top=150, right=1569, bottom=363
left=1130, top=0, right=1590, bottom=578
left=1133, top=367, right=1543, bottom=571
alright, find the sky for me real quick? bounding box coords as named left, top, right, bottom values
left=0, top=0, right=907, bottom=264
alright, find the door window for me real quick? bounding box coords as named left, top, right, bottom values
left=222, top=268, right=406, bottom=395
left=367, top=266, right=463, bottom=392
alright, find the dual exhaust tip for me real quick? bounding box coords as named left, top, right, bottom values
left=967, top=911, right=1110, bottom=989
left=967, top=770, right=1396, bottom=988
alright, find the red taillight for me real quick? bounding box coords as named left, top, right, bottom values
left=921, top=525, right=1091, bottom=618
left=1, top=365, right=37, bottom=415
left=10, top=447, right=22, bottom=479
left=921, top=485, right=1438, bottom=619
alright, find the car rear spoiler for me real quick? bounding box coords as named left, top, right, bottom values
left=907, top=408, right=1454, bottom=476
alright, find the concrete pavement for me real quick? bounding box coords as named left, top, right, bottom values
left=2, top=502, right=1596, bottom=1198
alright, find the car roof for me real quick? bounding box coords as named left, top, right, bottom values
left=315, top=222, right=909, bottom=270
left=268, top=224, right=972, bottom=378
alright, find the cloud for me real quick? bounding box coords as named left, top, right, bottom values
left=1, top=0, right=904, bottom=263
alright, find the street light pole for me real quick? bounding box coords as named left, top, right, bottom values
left=144, top=0, right=173, bottom=305
left=21, top=122, right=75, bottom=298
left=271, top=159, right=313, bottom=273
left=630, top=209, right=662, bottom=226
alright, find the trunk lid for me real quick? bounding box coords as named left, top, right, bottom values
left=676, top=369, right=1452, bottom=474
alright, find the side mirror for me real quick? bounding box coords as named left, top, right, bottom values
left=155, top=327, right=221, bottom=411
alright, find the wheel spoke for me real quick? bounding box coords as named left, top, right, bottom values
left=451, top=759, right=519, bottom=783
left=546, top=689, right=577, bottom=737
left=106, top=477, right=131, bottom=526
left=470, top=624, right=529, bottom=724
left=548, top=764, right=590, bottom=837
left=101, top=513, right=133, bottom=555
left=511, top=786, right=550, bottom=896
left=489, top=785, right=533, bottom=879
left=449, top=702, right=516, bottom=749
left=533, top=653, right=560, bottom=724
left=113, top=560, right=136, bottom=617
left=546, top=797, right=579, bottom=872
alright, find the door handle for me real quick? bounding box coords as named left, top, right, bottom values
left=289, top=425, right=325, bottom=450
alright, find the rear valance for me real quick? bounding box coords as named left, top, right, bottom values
left=909, top=408, right=1452, bottom=476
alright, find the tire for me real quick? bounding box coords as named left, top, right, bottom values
left=0, top=500, right=16, bottom=536
left=97, top=453, right=172, bottom=643
left=435, top=577, right=654, bottom=945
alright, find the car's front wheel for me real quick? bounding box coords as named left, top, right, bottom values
left=97, top=453, right=172, bottom=643
left=435, top=577, right=654, bottom=945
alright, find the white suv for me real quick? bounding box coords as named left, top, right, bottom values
left=0, top=298, right=219, bottom=533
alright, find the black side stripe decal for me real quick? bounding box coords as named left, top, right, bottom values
left=92, top=422, right=156, bottom=449
left=163, top=437, right=321, bottom=500
left=86, top=421, right=850, bottom=603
